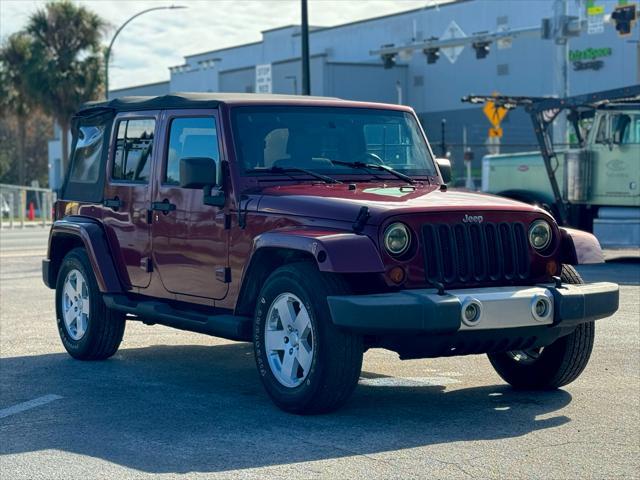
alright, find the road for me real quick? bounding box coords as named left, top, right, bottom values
left=0, top=228, right=638, bottom=479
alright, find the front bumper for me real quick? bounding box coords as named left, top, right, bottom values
left=327, top=282, right=619, bottom=335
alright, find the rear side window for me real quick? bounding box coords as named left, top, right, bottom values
left=165, top=117, right=219, bottom=185
left=62, top=110, right=113, bottom=202
left=112, top=118, right=155, bottom=182
left=69, top=125, right=105, bottom=183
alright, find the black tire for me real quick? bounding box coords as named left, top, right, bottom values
left=55, top=248, right=125, bottom=360
left=487, top=264, right=595, bottom=389
left=253, top=262, right=363, bottom=414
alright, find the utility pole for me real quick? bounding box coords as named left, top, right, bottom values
left=301, top=0, right=311, bottom=95
left=552, top=0, right=570, bottom=147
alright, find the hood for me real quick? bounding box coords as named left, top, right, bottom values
left=255, top=182, right=543, bottom=224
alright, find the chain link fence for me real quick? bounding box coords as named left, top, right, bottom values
left=0, top=184, right=57, bottom=229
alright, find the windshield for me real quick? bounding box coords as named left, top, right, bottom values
left=231, top=106, right=436, bottom=179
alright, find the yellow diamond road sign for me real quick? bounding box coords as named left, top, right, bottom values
left=489, top=126, right=503, bottom=138
left=483, top=101, right=507, bottom=129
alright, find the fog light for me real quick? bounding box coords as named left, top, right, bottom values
left=531, top=295, right=552, bottom=321
left=461, top=298, right=482, bottom=326
left=535, top=299, right=548, bottom=317
left=464, top=304, right=478, bottom=321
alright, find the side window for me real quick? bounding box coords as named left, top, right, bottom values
left=632, top=115, right=640, bottom=144
left=112, top=118, right=155, bottom=182
left=165, top=117, right=219, bottom=185
left=594, top=115, right=609, bottom=144
left=612, top=113, right=633, bottom=144
left=69, top=124, right=105, bottom=183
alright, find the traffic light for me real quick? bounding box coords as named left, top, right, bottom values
left=423, top=47, right=440, bottom=64
left=472, top=41, right=491, bottom=59
left=611, top=4, right=637, bottom=36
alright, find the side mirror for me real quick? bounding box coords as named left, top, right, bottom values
left=436, top=157, right=452, bottom=184
left=179, top=157, right=225, bottom=207
left=179, top=157, right=217, bottom=189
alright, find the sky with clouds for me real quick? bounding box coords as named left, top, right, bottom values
left=1, top=0, right=437, bottom=90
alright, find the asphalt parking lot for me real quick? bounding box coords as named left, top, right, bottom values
left=0, top=228, right=638, bottom=479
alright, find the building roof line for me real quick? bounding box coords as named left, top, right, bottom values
left=296, top=0, right=463, bottom=34
left=184, top=40, right=262, bottom=60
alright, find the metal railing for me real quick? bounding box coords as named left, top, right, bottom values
left=0, top=184, right=57, bottom=229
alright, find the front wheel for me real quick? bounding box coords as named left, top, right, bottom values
left=55, top=248, right=126, bottom=360
left=253, top=263, right=363, bottom=414
left=488, top=265, right=595, bottom=389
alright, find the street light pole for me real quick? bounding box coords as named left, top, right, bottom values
left=301, top=0, right=311, bottom=95
left=104, top=5, right=187, bottom=99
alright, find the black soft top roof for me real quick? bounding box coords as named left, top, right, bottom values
left=79, top=92, right=342, bottom=116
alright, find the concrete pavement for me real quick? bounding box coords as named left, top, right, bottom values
left=0, top=228, right=638, bottom=479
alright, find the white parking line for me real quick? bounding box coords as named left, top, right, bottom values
left=359, top=376, right=460, bottom=387
left=0, top=394, right=62, bottom=419
left=0, top=250, right=46, bottom=258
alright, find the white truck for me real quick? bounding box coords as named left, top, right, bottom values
left=465, top=87, right=640, bottom=249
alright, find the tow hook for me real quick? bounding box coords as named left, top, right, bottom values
left=552, top=276, right=563, bottom=289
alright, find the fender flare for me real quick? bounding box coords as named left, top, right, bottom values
left=234, top=228, right=385, bottom=316
left=46, top=217, right=123, bottom=293
left=559, top=227, right=604, bottom=265
left=250, top=229, right=385, bottom=274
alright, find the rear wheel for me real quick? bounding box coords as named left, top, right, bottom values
left=55, top=248, right=125, bottom=360
left=487, top=265, right=595, bottom=389
left=253, top=262, right=363, bottom=414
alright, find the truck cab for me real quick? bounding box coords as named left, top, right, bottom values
left=42, top=93, right=619, bottom=414
left=482, top=104, right=640, bottom=248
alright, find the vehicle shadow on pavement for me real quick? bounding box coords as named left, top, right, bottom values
left=0, top=343, right=572, bottom=474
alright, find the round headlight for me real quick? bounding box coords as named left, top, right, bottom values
left=529, top=220, right=552, bottom=251
left=384, top=223, right=411, bottom=256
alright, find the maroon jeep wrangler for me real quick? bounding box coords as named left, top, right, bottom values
left=43, top=93, right=619, bottom=414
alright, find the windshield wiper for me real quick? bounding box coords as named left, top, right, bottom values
left=330, top=160, right=415, bottom=184
left=245, top=166, right=341, bottom=184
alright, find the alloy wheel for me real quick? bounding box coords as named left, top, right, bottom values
left=61, top=269, right=90, bottom=341
left=264, top=293, right=314, bottom=388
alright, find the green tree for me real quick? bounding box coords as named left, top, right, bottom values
left=26, top=0, right=106, bottom=170
left=0, top=32, right=34, bottom=185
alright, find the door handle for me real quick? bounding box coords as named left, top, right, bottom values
left=151, top=199, right=176, bottom=214
left=103, top=197, right=122, bottom=210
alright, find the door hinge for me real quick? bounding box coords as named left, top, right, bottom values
left=140, top=257, right=153, bottom=273
left=146, top=209, right=153, bottom=224
left=224, top=213, right=231, bottom=230
left=215, top=267, right=231, bottom=283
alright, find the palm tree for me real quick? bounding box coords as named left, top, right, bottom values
left=26, top=1, right=107, bottom=170
left=0, top=32, right=34, bottom=186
